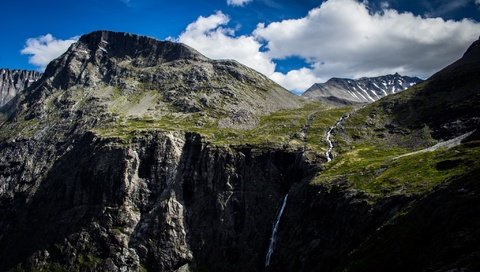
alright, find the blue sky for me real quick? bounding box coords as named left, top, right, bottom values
left=2, top=0, right=480, bottom=91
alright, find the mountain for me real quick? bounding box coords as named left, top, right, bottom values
left=0, top=30, right=308, bottom=272
left=0, top=30, right=479, bottom=272
left=303, top=73, right=423, bottom=104
left=0, top=69, right=41, bottom=107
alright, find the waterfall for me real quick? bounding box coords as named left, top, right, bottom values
left=325, top=127, right=334, bottom=162
left=325, top=114, right=350, bottom=162
left=265, top=194, right=289, bottom=268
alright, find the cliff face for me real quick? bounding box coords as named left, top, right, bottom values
left=0, top=31, right=310, bottom=271
left=0, top=69, right=41, bottom=107
left=0, top=130, right=318, bottom=271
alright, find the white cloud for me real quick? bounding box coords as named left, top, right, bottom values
left=476, top=0, right=480, bottom=5
left=227, top=0, right=252, bottom=6
left=178, top=11, right=275, bottom=76
left=270, top=68, right=321, bottom=91
left=254, top=0, right=480, bottom=83
left=21, top=34, right=78, bottom=71
left=177, top=0, right=480, bottom=92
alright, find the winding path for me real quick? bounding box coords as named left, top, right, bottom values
left=394, top=130, right=475, bottom=159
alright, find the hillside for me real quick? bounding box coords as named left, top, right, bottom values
left=302, top=37, right=480, bottom=272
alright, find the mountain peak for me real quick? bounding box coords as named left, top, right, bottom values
left=303, top=74, right=423, bottom=104
left=461, top=37, right=480, bottom=61
left=41, top=30, right=209, bottom=90
left=77, top=30, right=207, bottom=63
left=429, top=37, right=480, bottom=80
left=10, top=30, right=302, bottom=129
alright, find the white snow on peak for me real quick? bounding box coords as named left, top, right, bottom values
left=358, top=85, right=375, bottom=101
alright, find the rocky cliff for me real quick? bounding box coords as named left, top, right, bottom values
left=0, top=69, right=41, bottom=107
left=0, top=30, right=310, bottom=271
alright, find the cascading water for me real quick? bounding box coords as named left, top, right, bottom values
left=325, top=127, right=334, bottom=162
left=265, top=194, right=289, bottom=268
left=325, top=114, right=350, bottom=162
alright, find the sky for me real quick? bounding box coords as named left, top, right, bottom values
left=2, top=0, right=480, bottom=92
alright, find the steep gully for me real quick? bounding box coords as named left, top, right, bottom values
left=264, top=110, right=350, bottom=268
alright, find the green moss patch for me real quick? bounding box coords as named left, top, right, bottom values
left=314, top=142, right=480, bottom=196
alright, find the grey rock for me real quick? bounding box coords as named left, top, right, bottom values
left=0, top=69, right=41, bottom=107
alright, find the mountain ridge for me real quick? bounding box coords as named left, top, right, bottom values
left=3, top=30, right=303, bottom=132
left=303, top=73, right=423, bottom=104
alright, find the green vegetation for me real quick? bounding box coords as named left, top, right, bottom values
left=309, top=78, right=480, bottom=196
left=77, top=253, right=102, bottom=269
left=313, top=141, right=480, bottom=196
left=306, top=107, right=352, bottom=152
left=94, top=102, right=351, bottom=151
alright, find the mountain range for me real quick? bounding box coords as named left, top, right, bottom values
left=0, top=30, right=479, bottom=272
left=303, top=73, right=423, bottom=104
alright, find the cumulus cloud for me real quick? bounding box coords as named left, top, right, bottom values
left=178, top=0, right=480, bottom=92
left=227, top=0, right=252, bottom=6
left=178, top=11, right=275, bottom=76
left=21, top=34, right=78, bottom=71
left=270, top=68, right=321, bottom=91
left=254, top=0, right=480, bottom=83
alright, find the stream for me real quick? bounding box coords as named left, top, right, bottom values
left=326, top=114, right=350, bottom=162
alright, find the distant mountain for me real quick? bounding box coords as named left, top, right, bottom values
left=302, top=73, right=423, bottom=104
left=0, top=69, right=41, bottom=107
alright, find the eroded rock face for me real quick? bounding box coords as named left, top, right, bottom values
left=0, top=31, right=306, bottom=271
left=0, top=130, right=318, bottom=271
left=0, top=69, right=41, bottom=107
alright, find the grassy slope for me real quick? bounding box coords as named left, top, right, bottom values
left=311, top=78, right=480, bottom=197
left=93, top=102, right=351, bottom=152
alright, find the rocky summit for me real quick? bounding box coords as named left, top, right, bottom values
left=303, top=73, right=423, bottom=105
left=0, top=30, right=479, bottom=272
left=0, top=68, right=41, bottom=107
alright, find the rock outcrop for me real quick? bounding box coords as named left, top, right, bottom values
left=0, top=69, right=41, bottom=107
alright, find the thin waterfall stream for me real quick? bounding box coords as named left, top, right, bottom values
left=265, top=194, right=289, bottom=268
left=326, top=114, right=350, bottom=162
